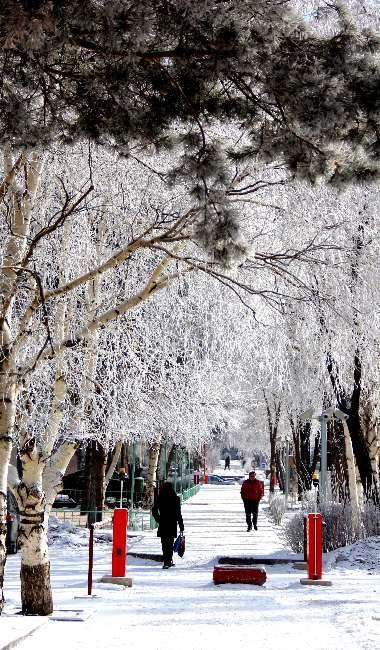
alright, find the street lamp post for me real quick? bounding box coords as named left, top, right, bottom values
left=284, top=437, right=290, bottom=509
left=318, top=416, right=328, bottom=504
left=130, top=443, right=136, bottom=511
left=300, top=407, right=348, bottom=505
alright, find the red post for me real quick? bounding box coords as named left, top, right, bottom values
left=87, top=523, right=94, bottom=595
left=307, top=513, right=323, bottom=580
left=112, top=508, right=128, bottom=577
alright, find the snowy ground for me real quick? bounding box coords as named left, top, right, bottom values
left=2, top=463, right=379, bottom=650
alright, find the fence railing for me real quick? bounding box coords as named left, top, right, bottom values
left=179, top=484, right=201, bottom=502
left=50, top=484, right=201, bottom=530
left=50, top=509, right=113, bottom=528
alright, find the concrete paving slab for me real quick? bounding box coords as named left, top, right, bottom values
left=100, top=575, right=133, bottom=587
left=300, top=578, right=333, bottom=586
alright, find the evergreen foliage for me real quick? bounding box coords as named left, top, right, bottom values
left=0, top=0, right=378, bottom=185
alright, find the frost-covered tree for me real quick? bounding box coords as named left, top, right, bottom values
left=216, top=176, right=380, bottom=503
left=309, top=186, right=380, bottom=503
left=0, top=1, right=377, bottom=186
left=241, top=182, right=380, bottom=503
left=0, top=0, right=378, bottom=609
left=0, top=147, right=195, bottom=613
left=0, top=143, right=276, bottom=613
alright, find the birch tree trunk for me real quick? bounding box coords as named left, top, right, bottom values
left=17, top=218, right=70, bottom=616
left=270, top=436, right=277, bottom=494
left=16, top=440, right=53, bottom=615
left=17, top=374, right=72, bottom=615
left=263, top=392, right=281, bottom=495
left=44, top=442, right=79, bottom=515
left=82, top=441, right=107, bottom=524
left=165, top=444, right=177, bottom=480
left=0, top=150, right=43, bottom=613
left=13, top=439, right=78, bottom=617
left=0, top=397, right=15, bottom=612
left=361, top=397, right=380, bottom=493
left=300, top=421, right=312, bottom=492
left=343, top=421, right=361, bottom=539
left=105, top=441, right=123, bottom=488
left=143, top=437, right=162, bottom=509
left=289, top=417, right=303, bottom=500
left=367, top=429, right=379, bottom=488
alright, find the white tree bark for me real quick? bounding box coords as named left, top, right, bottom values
left=15, top=439, right=52, bottom=615
left=43, top=441, right=78, bottom=514
left=0, top=430, right=13, bottom=611
left=14, top=373, right=69, bottom=615
left=343, top=420, right=361, bottom=538
left=105, top=441, right=123, bottom=488
left=143, top=436, right=162, bottom=510
left=364, top=420, right=379, bottom=489
left=0, top=151, right=43, bottom=613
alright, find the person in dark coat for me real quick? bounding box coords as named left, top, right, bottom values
left=224, top=455, right=231, bottom=470
left=152, top=481, right=184, bottom=569
left=240, top=471, right=264, bottom=531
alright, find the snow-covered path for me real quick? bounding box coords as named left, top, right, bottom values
left=130, top=480, right=289, bottom=561
left=2, top=477, right=379, bottom=650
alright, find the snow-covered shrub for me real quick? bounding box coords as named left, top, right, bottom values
left=283, top=501, right=362, bottom=553
left=268, top=494, right=287, bottom=525
left=320, top=502, right=358, bottom=551
left=48, top=516, right=89, bottom=547
left=282, top=510, right=305, bottom=553
left=362, top=502, right=380, bottom=537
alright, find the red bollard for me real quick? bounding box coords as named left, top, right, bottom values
left=112, top=508, right=128, bottom=578
left=307, top=513, right=323, bottom=580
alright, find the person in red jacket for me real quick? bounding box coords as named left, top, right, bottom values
left=240, top=471, right=264, bottom=531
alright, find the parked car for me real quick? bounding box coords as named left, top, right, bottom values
left=6, top=492, right=19, bottom=554
left=218, top=476, right=239, bottom=485
left=52, top=494, right=77, bottom=509
left=105, top=496, right=131, bottom=509
left=211, top=474, right=241, bottom=485
left=208, top=475, right=229, bottom=484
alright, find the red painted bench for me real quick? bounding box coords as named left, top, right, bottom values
left=213, top=564, right=266, bottom=586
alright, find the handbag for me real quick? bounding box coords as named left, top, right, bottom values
left=178, top=534, right=185, bottom=558
left=173, top=533, right=185, bottom=557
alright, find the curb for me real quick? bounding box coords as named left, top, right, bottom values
left=218, top=556, right=302, bottom=566
left=129, top=552, right=163, bottom=562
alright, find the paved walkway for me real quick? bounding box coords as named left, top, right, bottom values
left=3, top=476, right=377, bottom=650
left=130, top=480, right=291, bottom=563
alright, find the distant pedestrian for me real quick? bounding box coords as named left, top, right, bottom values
left=152, top=481, right=184, bottom=569
left=240, top=471, right=264, bottom=531
left=224, top=455, right=231, bottom=470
